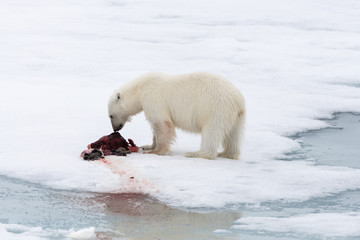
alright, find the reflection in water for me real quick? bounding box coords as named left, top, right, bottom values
left=0, top=175, right=240, bottom=239
left=97, top=193, right=241, bottom=240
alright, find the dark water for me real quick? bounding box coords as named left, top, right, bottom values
left=296, top=113, right=360, bottom=168
left=0, top=113, right=359, bottom=240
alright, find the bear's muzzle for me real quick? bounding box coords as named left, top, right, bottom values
left=113, top=123, right=123, bottom=132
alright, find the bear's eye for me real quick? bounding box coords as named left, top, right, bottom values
left=110, top=115, right=113, bottom=119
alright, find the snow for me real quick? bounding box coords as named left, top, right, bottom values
left=234, top=212, right=360, bottom=237
left=1, top=0, right=360, bottom=238
left=0, top=224, right=97, bottom=240
left=213, top=229, right=231, bottom=234
left=67, top=227, right=96, bottom=240
left=0, top=223, right=70, bottom=240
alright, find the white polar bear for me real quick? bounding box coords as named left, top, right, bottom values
left=108, top=72, right=246, bottom=160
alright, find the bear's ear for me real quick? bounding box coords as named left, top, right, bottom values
left=116, top=92, right=120, bottom=101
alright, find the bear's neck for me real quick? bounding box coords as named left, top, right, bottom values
left=127, top=100, right=142, bottom=116
left=125, top=82, right=143, bottom=117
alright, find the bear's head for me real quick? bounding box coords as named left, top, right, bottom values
left=108, top=91, right=129, bottom=131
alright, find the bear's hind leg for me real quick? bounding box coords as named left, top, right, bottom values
left=218, top=112, right=244, bottom=160
left=185, top=123, right=224, bottom=160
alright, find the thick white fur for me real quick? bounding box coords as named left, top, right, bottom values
left=108, top=72, right=246, bottom=160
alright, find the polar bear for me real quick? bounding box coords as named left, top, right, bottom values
left=108, top=72, right=245, bottom=160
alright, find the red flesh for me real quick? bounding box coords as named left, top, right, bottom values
left=88, top=132, right=139, bottom=155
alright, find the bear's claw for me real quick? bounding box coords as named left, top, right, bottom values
left=141, top=145, right=155, bottom=151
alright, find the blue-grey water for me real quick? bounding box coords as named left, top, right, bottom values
left=0, top=113, right=359, bottom=240
left=296, top=113, right=360, bottom=168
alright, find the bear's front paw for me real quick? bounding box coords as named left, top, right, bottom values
left=143, top=149, right=167, bottom=155
left=143, top=150, right=155, bottom=154
left=141, top=145, right=155, bottom=151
